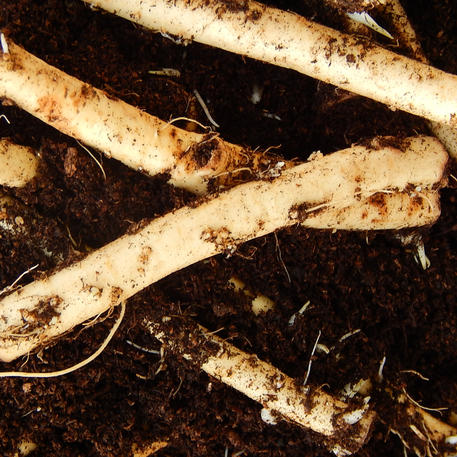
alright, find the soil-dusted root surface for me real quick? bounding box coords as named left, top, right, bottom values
left=0, top=1, right=456, bottom=456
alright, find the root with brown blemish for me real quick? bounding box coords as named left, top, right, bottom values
left=84, top=0, right=457, bottom=128
left=0, top=38, right=274, bottom=194
left=0, top=137, right=447, bottom=362
left=143, top=314, right=375, bottom=456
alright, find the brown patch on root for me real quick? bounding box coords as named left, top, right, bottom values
left=37, top=96, right=64, bottom=124
left=176, top=135, right=222, bottom=173
left=71, top=83, right=99, bottom=110
left=109, top=286, right=124, bottom=305
left=204, top=0, right=265, bottom=21
left=367, top=192, right=388, bottom=217
left=143, top=316, right=221, bottom=368
left=201, top=226, right=239, bottom=256
left=192, top=135, right=218, bottom=169
left=21, top=296, right=61, bottom=326
left=3, top=296, right=63, bottom=338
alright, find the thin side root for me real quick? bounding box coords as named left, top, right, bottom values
left=0, top=301, right=125, bottom=378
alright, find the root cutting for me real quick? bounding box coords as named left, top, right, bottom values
left=0, top=38, right=272, bottom=194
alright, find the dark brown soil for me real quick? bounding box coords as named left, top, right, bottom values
left=1, top=1, right=456, bottom=456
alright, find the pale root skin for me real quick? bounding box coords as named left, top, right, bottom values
left=85, top=0, right=457, bottom=128
left=0, top=136, right=447, bottom=363
left=0, top=139, right=38, bottom=187
left=380, top=0, right=457, bottom=161
left=0, top=40, right=268, bottom=194
left=145, top=316, right=375, bottom=456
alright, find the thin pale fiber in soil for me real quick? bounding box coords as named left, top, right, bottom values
left=0, top=1, right=456, bottom=456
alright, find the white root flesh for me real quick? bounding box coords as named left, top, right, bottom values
left=144, top=316, right=375, bottom=456
left=85, top=0, right=457, bottom=128
left=0, top=139, right=39, bottom=187
left=0, top=40, right=268, bottom=194
left=0, top=136, right=447, bottom=362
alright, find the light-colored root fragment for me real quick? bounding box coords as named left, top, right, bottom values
left=0, top=137, right=447, bottom=362
left=299, top=188, right=441, bottom=231
left=85, top=0, right=457, bottom=128
left=132, top=441, right=168, bottom=457
left=427, top=122, right=457, bottom=162
left=391, top=393, right=457, bottom=457
left=144, top=316, right=375, bottom=456
left=0, top=39, right=271, bottom=194
left=378, top=0, right=457, bottom=160
left=228, top=276, right=275, bottom=314
left=0, top=139, right=39, bottom=187
left=382, top=0, right=424, bottom=62
left=14, top=441, right=37, bottom=457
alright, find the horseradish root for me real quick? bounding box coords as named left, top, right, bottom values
left=84, top=0, right=457, bottom=128
left=390, top=392, right=457, bottom=457
left=228, top=276, right=275, bottom=315
left=0, top=139, right=38, bottom=187
left=0, top=137, right=447, bottom=362
left=381, top=0, right=457, bottom=160
left=144, top=315, right=375, bottom=456
left=0, top=39, right=270, bottom=194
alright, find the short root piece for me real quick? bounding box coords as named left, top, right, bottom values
left=0, top=139, right=39, bottom=187
left=0, top=39, right=273, bottom=194
left=144, top=315, right=375, bottom=456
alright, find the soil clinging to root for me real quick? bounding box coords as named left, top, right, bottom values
left=0, top=1, right=457, bottom=456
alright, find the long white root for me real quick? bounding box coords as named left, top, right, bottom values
left=84, top=0, right=457, bottom=128
left=0, top=39, right=269, bottom=194
left=0, top=136, right=447, bottom=362
left=144, top=315, right=375, bottom=456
